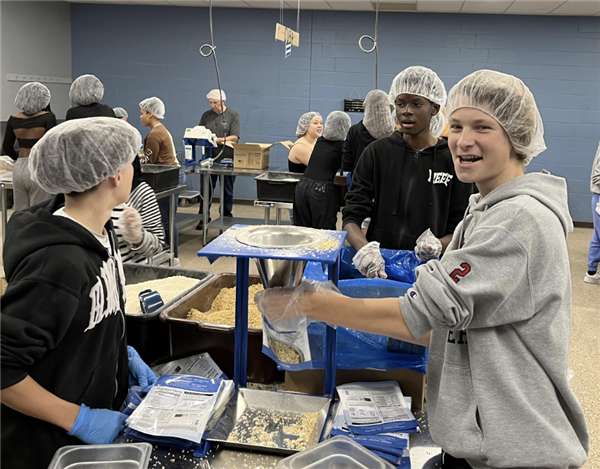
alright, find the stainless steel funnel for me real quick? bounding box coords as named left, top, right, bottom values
left=255, top=258, right=307, bottom=289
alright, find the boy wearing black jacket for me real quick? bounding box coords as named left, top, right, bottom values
left=1, top=118, right=156, bottom=469
left=343, top=66, right=473, bottom=278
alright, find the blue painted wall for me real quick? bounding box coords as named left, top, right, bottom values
left=71, top=4, right=600, bottom=222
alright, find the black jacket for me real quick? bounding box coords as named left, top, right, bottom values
left=341, top=120, right=376, bottom=173
left=1, top=195, right=129, bottom=469
left=66, top=103, right=116, bottom=120
left=342, top=132, right=474, bottom=250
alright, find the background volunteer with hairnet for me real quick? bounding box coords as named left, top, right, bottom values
left=287, top=111, right=323, bottom=173
left=0, top=117, right=157, bottom=469
left=139, top=97, right=184, bottom=264
left=114, top=107, right=128, bottom=121
left=66, top=74, right=116, bottom=120
left=196, top=89, right=240, bottom=229
left=256, top=69, right=588, bottom=469
left=584, top=141, right=600, bottom=285
left=341, top=90, right=395, bottom=173
left=343, top=65, right=473, bottom=278
left=293, top=111, right=351, bottom=230
left=2, top=82, right=56, bottom=210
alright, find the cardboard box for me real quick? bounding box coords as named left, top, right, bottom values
left=285, top=368, right=426, bottom=411
left=232, top=143, right=274, bottom=170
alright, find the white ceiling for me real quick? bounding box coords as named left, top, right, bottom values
left=67, top=0, right=600, bottom=16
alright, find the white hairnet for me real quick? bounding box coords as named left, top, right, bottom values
left=363, top=90, right=395, bottom=140
left=388, top=66, right=447, bottom=108
left=113, top=107, right=128, bottom=118
left=429, top=112, right=446, bottom=139
left=296, top=112, right=322, bottom=138
left=139, top=97, right=165, bottom=120
left=29, top=117, right=142, bottom=195
left=69, top=74, right=104, bottom=105
left=323, top=111, right=351, bottom=141
left=447, top=69, right=546, bottom=164
left=207, top=89, right=226, bottom=101
left=14, top=82, right=51, bottom=115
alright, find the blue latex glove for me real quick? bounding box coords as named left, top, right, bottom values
left=67, top=403, right=127, bottom=444
left=127, top=346, right=157, bottom=388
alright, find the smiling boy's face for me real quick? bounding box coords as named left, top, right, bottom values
left=395, top=94, right=439, bottom=136
left=448, top=107, right=524, bottom=197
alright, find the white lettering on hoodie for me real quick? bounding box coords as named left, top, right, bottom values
left=85, top=257, right=122, bottom=332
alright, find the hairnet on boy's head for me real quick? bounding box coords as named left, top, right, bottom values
left=14, top=82, right=51, bottom=115
left=69, top=74, right=104, bottom=105
left=323, top=111, right=351, bottom=141
left=388, top=66, right=447, bottom=108
left=429, top=112, right=446, bottom=139
left=139, top=97, right=165, bottom=119
left=296, top=112, right=322, bottom=138
left=207, top=89, right=226, bottom=101
left=447, top=69, right=546, bottom=164
left=113, top=107, right=128, bottom=118
left=29, top=117, right=142, bottom=195
left=363, top=90, right=395, bottom=140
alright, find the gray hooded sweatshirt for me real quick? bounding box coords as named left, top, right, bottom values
left=400, top=173, right=589, bottom=469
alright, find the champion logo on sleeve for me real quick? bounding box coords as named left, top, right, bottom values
left=408, top=289, right=418, bottom=299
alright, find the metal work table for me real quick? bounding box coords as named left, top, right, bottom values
left=196, top=166, right=268, bottom=244
left=1, top=181, right=13, bottom=248
left=254, top=200, right=293, bottom=226
left=153, top=184, right=187, bottom=266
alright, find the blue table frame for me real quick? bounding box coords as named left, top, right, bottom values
left=197, top=225, right=346, bottom=397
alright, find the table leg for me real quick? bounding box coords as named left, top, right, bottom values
left=234, top=257, right=250, bottom=388
left=219, top=174, right=225, bottom=233
left=169, top=193, right=175, bottom=265
left=325, top=256, right=340, bottom=397
left=202, top=172, right=209, bottom=245
left=264, top=206, right=271, bottom=225
left=276, top=208, right=282, bottom=225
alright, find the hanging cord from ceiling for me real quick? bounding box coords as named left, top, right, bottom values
left=280, top=0, right=301, bottom=36
left=358, top=0, right=380, bottom=89
left=199, top=0, right=227, bottom=164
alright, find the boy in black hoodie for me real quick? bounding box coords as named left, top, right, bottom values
left=1, top=117, right=157, bottom=469
left=343, top=66, right=473, bottom=278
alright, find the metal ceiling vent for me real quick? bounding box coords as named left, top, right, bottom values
left=374, top=1, right=417, bottom=11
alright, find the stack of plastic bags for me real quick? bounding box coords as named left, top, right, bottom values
left=332, top=381, right=419, bottom=468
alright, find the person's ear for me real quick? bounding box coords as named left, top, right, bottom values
left=431, top=103, right=440, bottom=116
left=109, top=169, right=123, bottom=188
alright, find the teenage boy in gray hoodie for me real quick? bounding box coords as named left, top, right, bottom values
left=256, top=70, right=589, bottom=469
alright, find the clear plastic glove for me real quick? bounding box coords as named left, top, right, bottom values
left=352, top=241, right=387, bottom=279
left=414, top=228, right=443, bottom=261
left=127, top=346, right=157, bottom=388
left=254, top=280, right=341, bottom=331
left=121, top=207, right=143, bottom=246
left=67, top=403, right=127, bottom=444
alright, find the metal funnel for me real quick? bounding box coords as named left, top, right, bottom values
left=255, top=258, right=307, bottom=289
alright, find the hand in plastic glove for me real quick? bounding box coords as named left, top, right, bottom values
left=254, top=280, right=342, bottom=331
left=352, top=241, right=387, bottom=279
left=121, top=207, right=143, bottom=246
left=128, top=346, right=157, bottom=388
left=67, top=403, right=127, bottom=444
left=414, top=228, right=443, bottom=262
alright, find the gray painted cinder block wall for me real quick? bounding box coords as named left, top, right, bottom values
left=70, top=4, right=600, bottom=222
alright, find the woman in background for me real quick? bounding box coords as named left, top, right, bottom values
left=66, top=74, right=116, bottom=120
left=287, top=112, right=323, bottom=173
left=2, top=82, right=56, bottom=209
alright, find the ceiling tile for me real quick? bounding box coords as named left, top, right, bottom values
left=284, top=0, right=333, bottom=8
left=550, top=0, right=600, bottom=15
left=461, top=0, right=513, bottom=13
left=416, top=0, right=464, bottom=12
left=244, top=1, right=288, bottom=7
left=327, top=0, right=373, bottom=10
left=504, top=0, right=566, bottom=15
left=166, top=0, right=209, bottom=4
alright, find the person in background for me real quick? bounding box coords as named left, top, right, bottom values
left=2, top=82, right=56, bottom=210
left=1, top=118, right=157, bottom=469
left=294, top=111, right=352, bottom=230
left=257, top=69, right=588, bottom=469
left=196, top=89, right=240, bottom=229
left=111, top=155, right=165, bottom=264
left=341, top=90, right=395, bottom=173
left=114, top=107, right=128, bottom=121
left=343, top=66, right=473, bottom=278
left=139, top=97, right=184, bottom=265
left=287, top=112, right=323, bottom=173
left=584, top=141, right=600, bottom=284
left=66, top=75, right=116, bottom=120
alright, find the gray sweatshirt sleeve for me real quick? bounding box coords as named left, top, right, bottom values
left=591, top=141, right=600, bottom=193
left=400, top=225, right=533, bottom=339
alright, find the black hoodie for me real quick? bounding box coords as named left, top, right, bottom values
left=341, top=120, right=376, bottom=173
left=342, top=132, right=474, bottom=250
left=1, top=195, right=129, bottom=469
